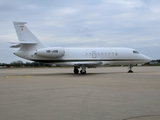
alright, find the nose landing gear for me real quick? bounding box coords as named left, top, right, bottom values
left=128, top=65, right=133, bottom=73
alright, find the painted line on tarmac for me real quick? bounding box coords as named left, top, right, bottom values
left=5, top=76, right=34, bottom=78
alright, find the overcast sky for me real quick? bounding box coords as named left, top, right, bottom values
left=0, top=0, right=160, bottom=63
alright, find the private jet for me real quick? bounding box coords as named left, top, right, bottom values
left=9, top=22, right=151, bottom=74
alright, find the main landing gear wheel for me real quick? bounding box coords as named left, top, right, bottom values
left=128, top=64, right=133, bottom=73
left=73, top=65, right=86, bottom=74
left=80, top=70, right=86, bottom=74
left=74, top=67, right=79, bottom=74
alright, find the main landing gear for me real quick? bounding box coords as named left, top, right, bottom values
left=74, top=65, right=86, bottom=74
left=128, top=64, right=133, bottom=73
left=74, top=66, right=79, bottom=74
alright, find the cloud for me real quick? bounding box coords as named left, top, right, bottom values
left=0, top=0, right=160, bottom=63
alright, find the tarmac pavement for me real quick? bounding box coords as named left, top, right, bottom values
left=0, top=66, right=160, bottom=120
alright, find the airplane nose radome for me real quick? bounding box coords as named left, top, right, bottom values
left=140, top=54, right=152, bottom=63
left=144, top=55, right=152, bottom=62
left=147, top=57, right=152, bottom=62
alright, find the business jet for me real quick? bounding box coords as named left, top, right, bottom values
left=10, top=22, right=151, bottom=74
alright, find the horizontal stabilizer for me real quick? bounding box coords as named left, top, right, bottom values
left=8, top=41, right=37, bottom=44
left=13, top=22, right=27, bottom=25
left=9, top=41, right=37, bottom=48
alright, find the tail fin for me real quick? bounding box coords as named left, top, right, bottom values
left=12, top=22, right=47, bottom=49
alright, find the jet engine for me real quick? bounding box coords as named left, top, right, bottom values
left=35, top=47, right=65, bottom=58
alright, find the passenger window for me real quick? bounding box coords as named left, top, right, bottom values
left=101, top=53, right=103, bottom=56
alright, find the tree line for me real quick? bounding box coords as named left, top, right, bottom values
left=0, top=60, right=52, bottom=68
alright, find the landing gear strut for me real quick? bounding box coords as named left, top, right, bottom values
left=128, top=64, right=133, bottom=73
left=80, top=65, right=86, bottom=74
left=73, top=65, right=86, bottom=74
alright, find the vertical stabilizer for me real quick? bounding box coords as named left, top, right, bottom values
left=13, top=22, right=47, bottom=49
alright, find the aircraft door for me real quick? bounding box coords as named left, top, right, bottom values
left=92, top=51, right=97, bottom=58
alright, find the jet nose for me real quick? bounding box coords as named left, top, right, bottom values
left=146, top=57, right=152, bottom=62
left=142, top=55, right=152, bottom=63
left=147, top=56, right=152, bottom=62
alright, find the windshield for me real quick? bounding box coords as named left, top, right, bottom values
left=133, top=50, right=139, bottom=54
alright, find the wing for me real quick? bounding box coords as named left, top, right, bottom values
left=73, top=61, right=102, bottom=67
left=56, top=61, right=103, bottom=67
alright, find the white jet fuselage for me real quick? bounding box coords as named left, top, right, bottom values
left=15, top=47, right=151, bottom=66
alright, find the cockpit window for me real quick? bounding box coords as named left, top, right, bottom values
left=133, top=50, right=139, bottom=54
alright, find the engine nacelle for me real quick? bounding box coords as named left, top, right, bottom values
left=35, top=47, right=65, bottom=58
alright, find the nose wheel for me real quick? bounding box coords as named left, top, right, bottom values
left=128, top=65, right=133, bottom=73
